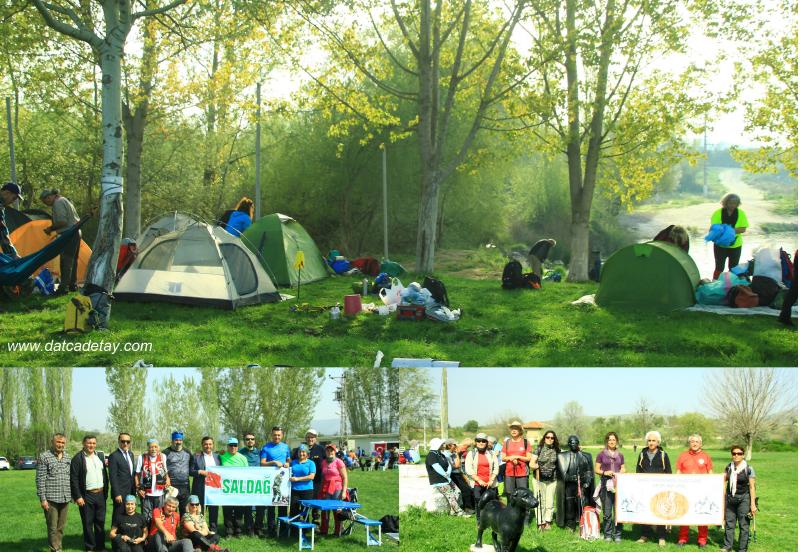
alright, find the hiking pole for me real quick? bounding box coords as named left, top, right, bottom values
left=750, top=497, right=759, bottom=543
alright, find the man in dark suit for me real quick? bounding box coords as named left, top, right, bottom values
left=108, top=433, right=137, bottom=524
left=190, top=436, right=222, bottom=532
left=70, top=435, right=109, bottom=552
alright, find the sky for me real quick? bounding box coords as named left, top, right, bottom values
left=71, top=367, right=342, bottom=433
left=425, top=367, right=798, bottom=426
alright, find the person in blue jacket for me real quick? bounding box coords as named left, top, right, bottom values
left=223, top=197, right=254, bottom=237
left=710, top=193, right=749, bottom=279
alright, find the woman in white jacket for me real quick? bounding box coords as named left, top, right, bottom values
left=464, top=433, right=499, bottom=523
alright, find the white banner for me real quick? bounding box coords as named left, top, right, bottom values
left=615, top=473, right=725, bottom=526
left=204, top=466, right=291, bottom=507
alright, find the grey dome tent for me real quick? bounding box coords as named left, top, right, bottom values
left=136, top=211, right=200, bottom=251
left=595, top=241, right=700, bottom=311
left=115, top=221, right=280, bottom=309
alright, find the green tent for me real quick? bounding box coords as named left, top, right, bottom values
left=241, top=213, right=328, bottom=287
left=595, top=241, right=701, bottom=311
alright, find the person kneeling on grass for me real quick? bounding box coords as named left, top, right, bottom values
left=182, top=495, right=227, bottom=552
left=425, top=438, right=468, bottom=518
left=111, top=496, right=147, bottom=552
left=147, top=497, right=192, bottom=552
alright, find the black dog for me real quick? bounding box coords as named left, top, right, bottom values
left=475, top=488, right=539, bottom=552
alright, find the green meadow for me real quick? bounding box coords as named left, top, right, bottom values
left=0, top=468, right=398, bottom=552
left=400, top=449, right=797, bottom=552
left=1, top=264, right=795, bottom=367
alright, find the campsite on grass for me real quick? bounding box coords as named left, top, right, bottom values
left=0, top=1, right=797, bottom=365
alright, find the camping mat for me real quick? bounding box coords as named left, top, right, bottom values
left=685, top=304, right=798, bottom=317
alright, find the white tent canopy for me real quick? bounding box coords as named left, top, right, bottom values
left=116, top=220, right=280, bottom=309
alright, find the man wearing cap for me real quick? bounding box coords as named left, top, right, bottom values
left=165, top=432, right=192, bottom=515
left=135, top=438, right=171, bottom=524
left=109, top=433, right=137, bottom=525
left=465, top=433, right=499, bottom=522
left=40, top=188, right=80, bottom=294
left=190, top=436, right=221, bottom=533
left=220, top=437, right=249, bottom=537
left=109, top=496, right=147, bottom=552
left=70, top=434, right=109, bottom=552
left=260, top=426, right=291, bottom=538
left=0, top=182, right=22, bottom=258
left=36, top=433, right=72, bottom=552
left=292, top=429, right=326, bottom=525
left=501, top=421, right=532, bottom=497
left=238, top=431, right=264, bottom=537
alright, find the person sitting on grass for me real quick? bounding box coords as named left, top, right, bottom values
left=182, top=495, right=227, bottom=552
left=110, top=496, right=147, bottom=552
left=653, top=225, right=690, bottom=252
left=147, top=497, right=192, bottom=552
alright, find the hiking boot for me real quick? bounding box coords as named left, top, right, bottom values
left=615, top=537, right=622, bottom=543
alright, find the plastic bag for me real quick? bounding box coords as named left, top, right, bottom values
left=752, top=245, right=782, bottom=282
left=379, top=277, right=404, bottom=305
left=695, top=272, right=750, bottom=305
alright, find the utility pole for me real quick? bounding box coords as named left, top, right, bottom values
left=703, top=114, right=708, bottom=197
left=6, top=97, right=16, bottom=185
left=254, top=82, right=262, bottom=219
left=440, top=368, right=448, bottom=439
left=331, top=372, right=348, bottom=449
left=382, top=143, right=389, bottom=260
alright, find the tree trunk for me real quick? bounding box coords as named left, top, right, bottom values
left=84, top=40, right=124, bottom=296
left=123, top=107, right=144, bottom=239
left=415, top=168, right=440, bottom=274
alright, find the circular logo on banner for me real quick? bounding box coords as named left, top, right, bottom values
left=650, top=491, right=689, bottom=520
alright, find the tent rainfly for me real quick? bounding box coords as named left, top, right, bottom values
left=242, top=213, right=328, bottom=287
left=595, top=241, right=701, bottom=311
left=115, top=221, right=280, bottom=309
left=10, top=219, right=92, bottom=284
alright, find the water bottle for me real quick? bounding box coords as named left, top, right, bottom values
left=330, top=303, right=340, bottom=320
left=362, top=278, right=369, bottom=296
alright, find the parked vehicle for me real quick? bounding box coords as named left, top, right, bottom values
left=0, top=456, right=9, bottom=470
left=16, top=456, right=37, bottom=470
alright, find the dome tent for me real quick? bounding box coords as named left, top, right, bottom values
left=115, top=220, right=280, bottom=309
left=10, top=219, right=92, bottom=284
left=242, top=213, right=328, bottom=287
left=595, top=241, right=701, bottom=311
left=136, top=211, right=200, bottom=252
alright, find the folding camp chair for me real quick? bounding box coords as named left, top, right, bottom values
left=339, top=488, right=359, bottom=537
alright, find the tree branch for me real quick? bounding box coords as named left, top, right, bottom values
left=390, top=0, right=420, bottom=58
left=368, top=7, right=417, bottom=76
left=132, top=0, right=189, bottom=21
left=31, top=0, right=100, bottom=46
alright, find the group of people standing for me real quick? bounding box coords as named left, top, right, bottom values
left=35, top=427, right=351, bottom=552
left=425, top=421, right=758, bottom=552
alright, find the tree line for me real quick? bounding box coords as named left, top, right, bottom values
left=0, top=1, right=795, bottom=322
left=0, top=367, right=398, bottom=458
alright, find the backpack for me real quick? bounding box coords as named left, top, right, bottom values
left=351, top=257, right=381, bottom=277
left=750, top=276, right=782, bottom=306
left=380, top=514, right=399, bottom=533
left=64, top=294, right=94, bottom=334
left=780, top=248, right=794, bottom=287
left=579, top=506, right=601, bottom=540
left=502, top=261, right=525, bottom=289
left=423, top=276, right=449, bottom=307
left=522, top=272, right=541, bottom=289
left=726, top=285, right=759, bottom=308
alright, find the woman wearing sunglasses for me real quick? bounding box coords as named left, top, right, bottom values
left=530, top=431, right=560, bottom=530
left=722, top=446, right=757, bottom=552
left=465, top=433, right=499, bottom=522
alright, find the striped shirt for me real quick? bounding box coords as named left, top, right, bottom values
left=36, top=450, right=71, bottom=503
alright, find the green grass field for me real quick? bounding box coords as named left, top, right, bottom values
left=400, top=449, right=797, bottom=552
left=0, top=468, right=398, bottom=552
left=1, top=266, right=795, bottom=367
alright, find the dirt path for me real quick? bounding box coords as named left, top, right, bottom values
left=619, top=168, right=797, bottom=276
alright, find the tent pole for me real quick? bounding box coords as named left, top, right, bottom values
left=382, top=143, right=388, bottom=260
left=6, top=97, right=16, bottom=185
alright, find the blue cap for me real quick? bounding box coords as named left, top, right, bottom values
left=124, top=495, right=137, bottom=503
left=188, top=495, right=201, bottom=504
left=147, top=438, right=159, bottom=445
left=227, top=437, right=239, bottom=445
left=172, top=431, right=184, bottom=440
left=298, top=444, right=309, bottom=453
